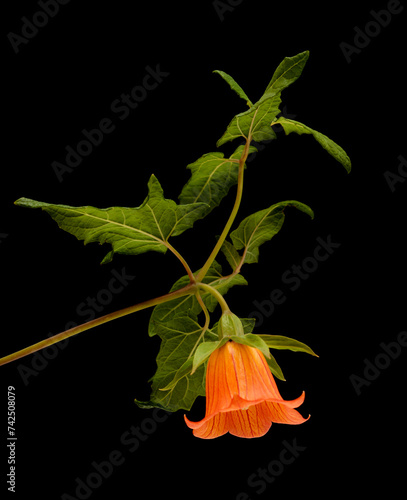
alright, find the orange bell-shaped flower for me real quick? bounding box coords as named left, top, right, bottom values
left=185, top=340, right=309, bottom=439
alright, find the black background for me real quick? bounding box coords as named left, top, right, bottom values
left=2, top=1, right=406, bottom=498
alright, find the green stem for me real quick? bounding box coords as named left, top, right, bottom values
left=188, top=291, right=211, bottom=360
left=195, top=134, right=252, bottom=282
left=197, top=283, right=230, bottom=314
left=0, top=284, right=195, bottom=367
left=165, top=241, right=195, bottom=283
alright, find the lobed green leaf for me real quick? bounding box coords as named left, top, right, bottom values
left=228, top=200, right=314, bottom=267
left=15, top=175, right=208, bottom=264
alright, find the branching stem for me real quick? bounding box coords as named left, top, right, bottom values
left=1, top=110, right=256, bottom=369
left=165, top=241, right=195, bottom=283
left=197, top=283, right=230, bottom=314
left=0, top=284, right=196, bottom=367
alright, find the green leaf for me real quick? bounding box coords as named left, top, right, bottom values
left=265, top=51, right=310, bottom=94
left=213, top=70, right=253, bottom=107
left=220, top=239, right=242, bottom=272
left=217, top=51, right=309, bottom=146
left=178, top=145, right=257, bottom=218
left=138, top=261, right=247, bottom=412
left=15, top=175, right=208, bottom=264
left=259, top=335, right=318, bottom=357
left=229, top=200, right=314, bottom=266
left=158, top=358, right=194, bottom=392
left=272, top=118, right=351, bottom=173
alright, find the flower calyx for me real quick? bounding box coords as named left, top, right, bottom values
left=218, top=311, right=244, bottom=339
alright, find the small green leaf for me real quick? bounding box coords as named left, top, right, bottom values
left=178, top=151, right=238, bottom=217
left=230, top=333, right=271, bottom=359
left=259, top=335, right=318, bottom=357
left=217, top=51, right=309, bottom=146
left=229, top=200, right=314, bottom=266
left=15, top=175, right=208, bottom=264
left=272, top=118, right=351, bottom=173
left=179, top=145, right=256, bottom=218
left=265, top=51, right=310, bottom=94
left=220, top=239, right=242, bottom=272
left=213, top=70, right=253, bottom=107
left=216, top=94, right=279, bottom=146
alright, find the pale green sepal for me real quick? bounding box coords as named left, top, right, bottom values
left=230, top=333, right=271, bottom=359
left=218, top=312, right=245, bottom=339
left=259, top=334, right=318, bottom=356
left=191, top=338, right=229, bottom=374
left=266, top=353, right=286, bottom=381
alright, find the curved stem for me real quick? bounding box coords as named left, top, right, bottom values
left=195, top=134, right=252, bottom=282
left=197, top=283, right=230, bottom=314
left=188, top=291, right=211, bottom=360
left=195, top=291, right=211, bottom=333
left=165, top=241, right=195, bottom=283
left=0, top=284, right=196, bottom=367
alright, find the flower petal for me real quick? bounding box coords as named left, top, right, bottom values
left=204, top=344, right=234, bottom=417
left=226, top=404, right=273, bottom=438
left=262, top=397, right=310, bottom=425
left=184, top=412, right=229, bottom=439
left=227, top=342, right=283, bottom=402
